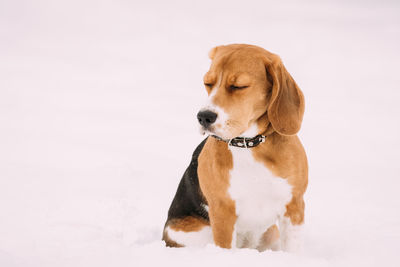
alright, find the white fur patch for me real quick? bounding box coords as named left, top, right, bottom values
left=228, top=147, right=293, bottom=249
left=239, top=123, right=259, bottom=138
left=199, top=74, right=232, bottom=138
left=199, top=89, right=230, bottom=137
left=166, top=226, right=213, bottom=247
left=201, top=203, right=209, bottom=212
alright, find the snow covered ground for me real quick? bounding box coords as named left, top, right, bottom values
left=1, top=0, right=400, bottom=266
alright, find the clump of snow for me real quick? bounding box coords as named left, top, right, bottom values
left=1, top=0, right=400, bottom=266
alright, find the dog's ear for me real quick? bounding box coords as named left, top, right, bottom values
left=265, top=55, right=305, bottom=136
left=208, top=45, right=224, bottom=60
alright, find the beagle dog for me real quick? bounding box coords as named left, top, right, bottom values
left=162, top=44, right=307, bottom=252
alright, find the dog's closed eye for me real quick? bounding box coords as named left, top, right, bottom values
left=229, top=85, right=248, bottom=90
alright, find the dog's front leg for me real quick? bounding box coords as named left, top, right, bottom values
left=280, top=196, right=305, bottom=252
left=208, top=200, right=237, bottom=248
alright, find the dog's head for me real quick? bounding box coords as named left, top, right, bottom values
left=197, top=44, right=304, bottom=139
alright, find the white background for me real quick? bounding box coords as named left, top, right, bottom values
left=1, top=0, right=399, bottom=266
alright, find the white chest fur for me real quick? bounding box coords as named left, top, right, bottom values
left=228, top=146, right=292, bottom=248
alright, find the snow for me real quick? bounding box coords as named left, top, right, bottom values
left=1, top=0, right=400, bottom=266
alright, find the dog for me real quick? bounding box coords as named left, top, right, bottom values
left=162, top=44, right=307, bottom=252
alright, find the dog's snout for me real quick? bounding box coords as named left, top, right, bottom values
left=197, top=110, right=217, bottom=128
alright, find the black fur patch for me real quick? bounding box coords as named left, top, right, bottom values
left=165, top=138, right=209, bottom=223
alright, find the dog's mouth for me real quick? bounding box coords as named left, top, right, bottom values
left=199, top=121, right=260, bottom=141
left=199, top=125, right=216, bottom=136
left=198, top=124, right=235, bottom=140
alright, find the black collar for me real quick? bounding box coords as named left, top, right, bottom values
left=211, top=134, right=266, bottom=148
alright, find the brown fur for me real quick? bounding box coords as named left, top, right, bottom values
left=197, top=137, right=236, bottom=248
left=257, top=224, right=280, bottom=252
left=168, top=216, right=210, bottom=232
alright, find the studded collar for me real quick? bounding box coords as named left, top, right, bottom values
left=211, top=134, right=266, bottom=148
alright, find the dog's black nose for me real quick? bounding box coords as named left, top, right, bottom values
left=197, top=110, right=217, bottom=128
